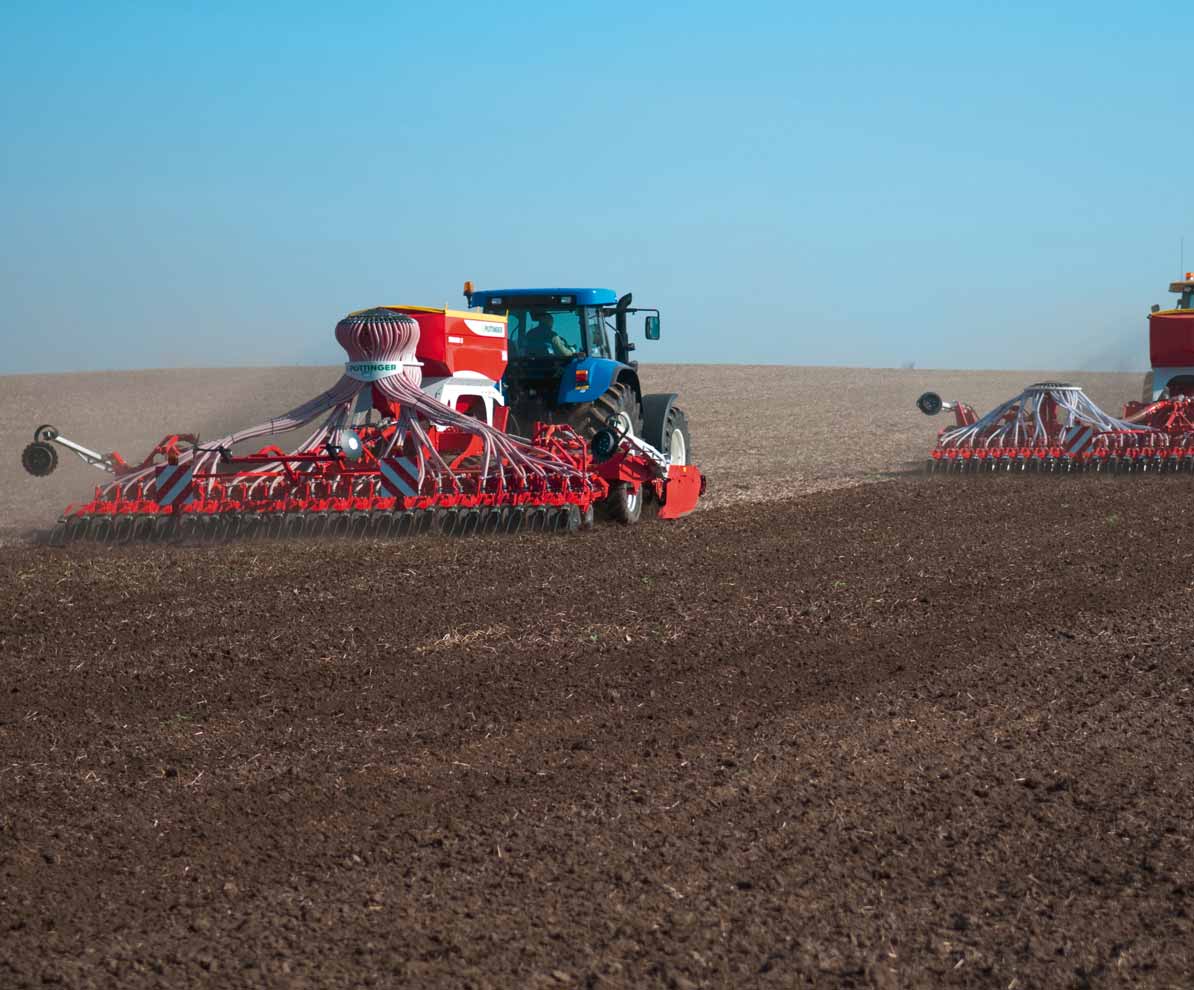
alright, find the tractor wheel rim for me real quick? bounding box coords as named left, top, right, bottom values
left=613, top=412, right=640, bottom=514
left=669, top=429, right=687, bottom=465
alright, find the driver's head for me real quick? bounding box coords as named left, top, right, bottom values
left=534, top=312, right=553, bottom=330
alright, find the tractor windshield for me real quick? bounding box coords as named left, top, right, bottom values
left=1180, top=289, right=1194, bottom=310
left=502, top=306, right=585, bottom=360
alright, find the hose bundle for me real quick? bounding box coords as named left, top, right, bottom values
left=101, top=308, right=585, bottom=501
left=939, top=383, right=1144, bottom=450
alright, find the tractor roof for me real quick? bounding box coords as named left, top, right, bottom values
left=469, top=287, right=617, bottom=307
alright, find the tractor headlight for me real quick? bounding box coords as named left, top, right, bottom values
left=338, top=429, right=364, bottom=462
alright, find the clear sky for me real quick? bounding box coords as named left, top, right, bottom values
left=1, top=2, right=1189, bottom=374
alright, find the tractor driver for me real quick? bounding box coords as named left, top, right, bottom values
left=525, top=312, right=576, bottom=358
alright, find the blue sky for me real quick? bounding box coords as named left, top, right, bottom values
left=1, top=2, right=1189, bottom=373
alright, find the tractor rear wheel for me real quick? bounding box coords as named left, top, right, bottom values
left=572, top=381, right=643, bottom=442
left=575, top=383, right=644, bottom=524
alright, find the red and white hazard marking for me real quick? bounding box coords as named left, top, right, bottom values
left=379, top=455, right=425, bottom=499
left=154, top=464, right=196, bottom=507
left=1062, top=424, right=1096, bottom=455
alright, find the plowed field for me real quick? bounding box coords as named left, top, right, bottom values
left=2, top=474, right=1192, bottom=988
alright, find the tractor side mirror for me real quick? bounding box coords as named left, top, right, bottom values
left=644, top=315, right=660, bottom=340
left=1151, top=304, right=1161, bottom=313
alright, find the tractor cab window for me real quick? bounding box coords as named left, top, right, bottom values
left=501, top=306, right=584, bottom=360
left=585, top=307, right=611, bottom=358
left=1180, top=290, right=1194, bottom=310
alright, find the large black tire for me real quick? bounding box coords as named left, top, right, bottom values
left=572, top=382, right=643, bottom=524
left=658, top=405, right=692, bottom=466
left=570, top=381, right=643, bottom=442
left=1143, top=370, right=1154, bottom=404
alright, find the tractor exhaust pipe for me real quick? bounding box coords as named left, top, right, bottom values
left=614, top=292, right=633, bottom=364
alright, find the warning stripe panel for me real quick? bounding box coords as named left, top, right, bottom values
left=379, top=456, right=424, bottom=499
left=155, top=464, right=196, bottom=507
left=1063, top=425, right=1095, bottom=454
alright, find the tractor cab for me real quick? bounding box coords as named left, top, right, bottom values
left=490, top=289, right=616, bottom=363
left=1145, top=274, right=1194, bottom=400
left=463, top=284, right=661, bottom=436
left=1171, top=279, right=1194, bottom=310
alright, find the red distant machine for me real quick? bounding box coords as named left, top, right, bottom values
left=1145, top=273, right=1194, bottom=400
left=917, top=274, right=1194, bottom=473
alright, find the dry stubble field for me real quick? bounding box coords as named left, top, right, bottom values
left=2, top=364, right=1191, bottom=989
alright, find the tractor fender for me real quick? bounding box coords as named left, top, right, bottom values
left=641, top=393, right=680, bottom=452
left=556, top=358, right=639, bottom=406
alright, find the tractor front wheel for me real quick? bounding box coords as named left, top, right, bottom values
left=659, top=405, right=691, bottom=466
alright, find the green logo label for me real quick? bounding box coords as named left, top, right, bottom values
left=345, top=361, right=400, bottom=381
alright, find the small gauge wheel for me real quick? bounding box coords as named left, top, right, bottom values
left=22, top=441, right=59, bottom=477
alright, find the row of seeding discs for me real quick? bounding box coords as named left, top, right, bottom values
left=928, top=454, right=1194, bottom=474
left=46, top=504, right=593, bottom=547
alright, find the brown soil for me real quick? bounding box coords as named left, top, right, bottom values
left=2, top=478, right=1191, bottom=988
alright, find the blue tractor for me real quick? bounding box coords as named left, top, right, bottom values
left=464, top=285, right=692, bottom=523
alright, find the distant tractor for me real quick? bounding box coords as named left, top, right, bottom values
left=463, top=284, right=692, bottom=522
left=1144, top=273, right=1194, bottom=402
